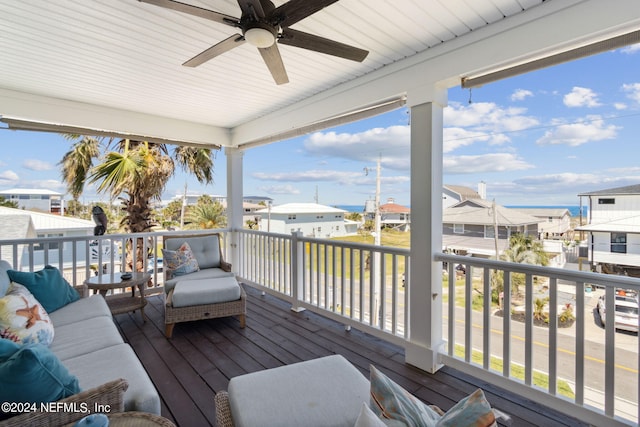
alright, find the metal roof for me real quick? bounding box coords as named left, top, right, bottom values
left=1, top=1, right=638, bottom=148
left=0, top=206, right=94, bottom=232
left=256, top=202, right=346, bottom=214
left=578, top=184, right=640, bottom=197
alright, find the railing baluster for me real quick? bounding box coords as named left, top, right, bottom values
left=575, top=280, right=585, bottom=407
left=464, top=265, right=472, bottom=363
left=503, top=270, right=511, bottom=378
left=524, top=273, right=533, bottom=386
left=548, top=277, right=558, bottom=395
left=448, top=262, right=455, bottom=356
left=482, top=267, right=491, bottom=370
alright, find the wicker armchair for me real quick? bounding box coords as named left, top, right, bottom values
left=0, top=378, right=128, bottom=427
left=163, top=234, right=247, bottom=338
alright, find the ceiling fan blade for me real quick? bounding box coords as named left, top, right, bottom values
left=183, top=34, right=246, bottom=67
left=271, top=0, right=339, bottom=28
left=258, top=44, right=289, bottom=85
left=279, top=28, right=368, bottom=62
left=139, top=0, right=239, bottom=28
left=237, top=0, right=266, bottom=20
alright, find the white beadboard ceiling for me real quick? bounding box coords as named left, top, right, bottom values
left=1, top=0, right=639, bottom=148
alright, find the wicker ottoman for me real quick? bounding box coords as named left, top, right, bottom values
left=164, top=277, right=246, bottom=338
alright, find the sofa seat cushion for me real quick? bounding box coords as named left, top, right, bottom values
left=63, top=343, right=160, bottom=415
left=51, top=316, right=124, bottom=360
left=164, top=268, right=234, bottom=294
left=228, top=354, right=370, bottom=427
left=172, top=276, right=241, bottom=308
left=48, top=294, right=111, bottom=327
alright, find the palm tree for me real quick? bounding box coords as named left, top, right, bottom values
left=492, top=233, right=549, bottom=300
left=184, top=197, right=226, bottom=229
left=60, top=136, right=215, bottom=270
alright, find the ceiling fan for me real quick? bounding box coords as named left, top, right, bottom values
left=139, top=0, right=369, bottom=85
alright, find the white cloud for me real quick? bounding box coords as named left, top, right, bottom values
left=563, top=86, right=601, bottom=108
left=253, top=170, right=369, bottom=185
left=443, top=102, right=539, bottom=146
left=614, top=102, right=628, bottom=110
left=622, top=83, right=640, bottom=104
left=443, top=153, right=533, bottom=174
left=511, top=89, right=533, bottom=101
left=0, top=170, right=19, bottom=182
left=303, top=126, right=409, bottom=170
left=620, top=44, right=640, bottom=54
left=256, top=185, right=300, bottom=195
left=536, top=116, right=619, bottom=146
left=23, top=159, right=54, bottom=171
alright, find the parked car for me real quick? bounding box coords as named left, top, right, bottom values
left=597, top=289, right=639, bottom=333
left=147, top=257, right=163, bottom=274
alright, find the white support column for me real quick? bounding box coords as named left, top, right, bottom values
left=225, top=147, right=244, bottom=272
left=405, top=86, right=447, bottom=373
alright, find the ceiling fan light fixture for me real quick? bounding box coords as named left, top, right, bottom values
left=245, top=27, right=275, bottom=48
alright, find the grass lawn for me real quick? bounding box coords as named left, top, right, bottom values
left=454, top=344, right=575, bottom=399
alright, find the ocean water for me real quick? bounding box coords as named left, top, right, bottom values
left=336, top=204, right=588, bottom=217
left=506, top=205, right=588, bottom=217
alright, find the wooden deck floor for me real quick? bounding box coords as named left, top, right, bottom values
left=113, top=285, right=588, bottom=427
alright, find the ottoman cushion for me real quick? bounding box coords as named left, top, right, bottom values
left=172, top=277, right=241, bottom=308
left=228, top=354, right=370, bottom=427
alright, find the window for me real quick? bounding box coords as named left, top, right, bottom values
left=548, top=217, right=553, bottom=222
left=288, top=214, right=296, bottom=220
left=611, top=232, right=627, bottom=253
left=34, top=233, right=63, bottom=251
left=453, top=224, right=464, bottom=234
left=598, top=198, right=615, bottom=204
left=484, top=225, right=495, bottom=239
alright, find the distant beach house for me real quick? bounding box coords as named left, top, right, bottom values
left=0, top=188, right=64, bottom=214
left=513, top=208, right=572, bottom=239
left=257, top=203, right=358, bottom=238
left=442, top=199, right=542, bottom=258
left=575, top=184, right=640, bottom=275
left=442, top=184, right=483, bottom=210
left=365, top=198, right=410, bottom=231
left=0, top=206, right=97, bottom=275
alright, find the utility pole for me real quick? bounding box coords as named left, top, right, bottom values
left=180, top=183, right=187, bottom=229
left=364, top=154, right=382, bottom=327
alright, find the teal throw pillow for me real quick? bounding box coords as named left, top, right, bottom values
left=7, top=266, right=79, bottom=313
left=0, top=343, right=80, bottom=409
left=0, top=338, right=20, bottom=361
left=369, top=364, right=441, bottom=427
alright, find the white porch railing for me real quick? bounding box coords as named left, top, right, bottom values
left=235, top=229, right=410, bottom=346
left=1, top=230, right=638, bottom=426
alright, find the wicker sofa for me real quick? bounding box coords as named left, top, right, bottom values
left=162, top=233, right=246, bottom=338
left=0, top=260, right=160, bottom=426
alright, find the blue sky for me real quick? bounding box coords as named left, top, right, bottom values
left=1, top=44, right=639, bottom=208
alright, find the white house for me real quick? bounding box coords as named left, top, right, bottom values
left=257, top=203, right=358, bottom=238
left=442, top=185, right=482, bottom=210
left=576, top=184, right=640, bottom=274
left=0, top=188, right=64, bottom=214
left=513, top=208, right=572, bottom=239
left=0, top=206, right=101, bottom=275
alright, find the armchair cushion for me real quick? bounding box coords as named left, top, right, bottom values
left=171, top=277, right=241, bottom=308
left=164, top=234, right=223, bottom=269
left=7, top=265, right=79, bottom=313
